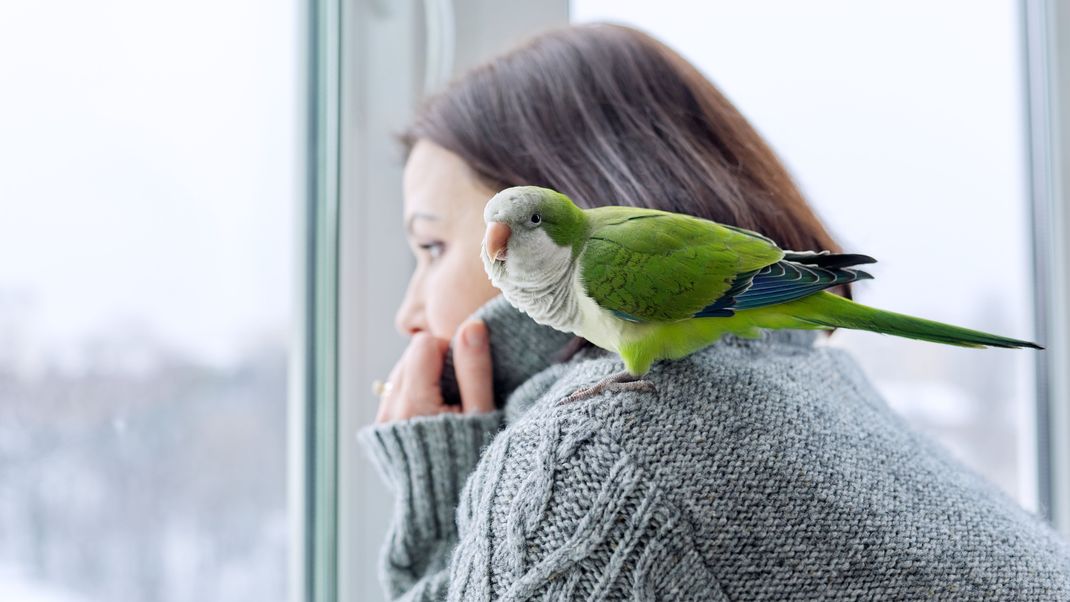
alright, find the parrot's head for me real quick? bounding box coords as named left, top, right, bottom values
left=481, top=186, right=587, bottom=292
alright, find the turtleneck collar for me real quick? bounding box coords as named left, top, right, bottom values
left=440, top=295, right=575, bottom=409
left=439, top=294, right=819, bottom=408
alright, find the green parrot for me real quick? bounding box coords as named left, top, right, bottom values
left=480, top=185, right=1042, bottom=400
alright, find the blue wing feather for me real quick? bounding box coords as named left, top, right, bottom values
left=693, top=256, right=874, bottom=317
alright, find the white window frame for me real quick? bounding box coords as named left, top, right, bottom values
left=1023, top=0, right=1070, bottom=535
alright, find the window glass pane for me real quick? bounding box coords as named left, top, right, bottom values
left=572, top=0, right=1037, bottom=509
left=0, top=1, right=299, bottom=600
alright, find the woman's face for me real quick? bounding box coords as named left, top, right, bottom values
left=395, top=139, right=502, bottom=339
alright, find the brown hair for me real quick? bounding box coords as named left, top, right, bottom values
left=401, top=22, right=852, bottom=299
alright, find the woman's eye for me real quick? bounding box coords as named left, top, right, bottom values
left=530, top=213, right=541, bottom=224
left=418, top=241, right=445, bottom=260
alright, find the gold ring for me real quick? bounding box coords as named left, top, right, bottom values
left=371, top=379, right=394, bottom=397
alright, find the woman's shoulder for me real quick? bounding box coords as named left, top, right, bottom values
left=496, top=330, right=881, bottom=503
left=509, top=329, right=871, bottom=430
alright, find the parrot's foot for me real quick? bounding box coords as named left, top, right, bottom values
left=562, top=371, right=655, bottom=404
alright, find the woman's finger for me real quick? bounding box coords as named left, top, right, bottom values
left=398, top=333, right=449, bottom=415
left=407, top=333, right=450, bottom=389
left=375, top=359, right=405, bottom=423
left=453, top=320, right=495, bottom=414
left=380, top=347, right=409, bottom=417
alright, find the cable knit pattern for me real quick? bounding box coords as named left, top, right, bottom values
left=359, top=296, right=1070, bottom=600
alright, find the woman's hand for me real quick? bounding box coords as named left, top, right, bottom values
left=374, top=319, right=495, bottom=423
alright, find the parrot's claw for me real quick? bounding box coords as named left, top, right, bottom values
left=561, top=371, right=655, bottom=404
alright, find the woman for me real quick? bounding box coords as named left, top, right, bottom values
left=359, top=23, right=1070, bottom=600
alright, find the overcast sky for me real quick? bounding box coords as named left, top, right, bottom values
left=0, top=0, right=299, bottom=369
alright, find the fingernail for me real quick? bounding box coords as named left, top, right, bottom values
left=463, top=322, right=486, bottom=349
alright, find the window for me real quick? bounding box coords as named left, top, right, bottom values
left=573, top=0, right=1038, bottom=509
left=0, top=1, right=300, bottom=600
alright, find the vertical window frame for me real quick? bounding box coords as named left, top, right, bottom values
left=1023, top=0, right=1070, bottom=534
left=293, top=0, right=343, bottom=601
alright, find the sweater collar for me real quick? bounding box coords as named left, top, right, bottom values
left=440, top=295, right=574, bottom=409
left=439, top=294, right=819, bottom=408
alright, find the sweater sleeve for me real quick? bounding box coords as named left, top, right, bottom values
left=357, top=410, right=504, bottom=602
left=445, top=412, right=729, bottom=601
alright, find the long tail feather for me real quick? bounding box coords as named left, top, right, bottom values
left=781, top=250, right=878, bottom=269
left=780, top=291, right=1043, bottom=350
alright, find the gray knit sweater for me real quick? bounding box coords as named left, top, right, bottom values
left=359, top=295, right=1070, bottom=600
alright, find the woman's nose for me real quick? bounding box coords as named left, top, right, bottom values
left=395, top=289, right=427, bottom=336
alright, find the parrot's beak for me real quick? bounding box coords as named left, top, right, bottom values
left=485, top=221, right=511, bottom=262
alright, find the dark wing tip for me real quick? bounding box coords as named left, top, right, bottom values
left=782, top=250, right=878, bottom=268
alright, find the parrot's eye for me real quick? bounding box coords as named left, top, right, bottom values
left=530, top=213, right=541, bottom=225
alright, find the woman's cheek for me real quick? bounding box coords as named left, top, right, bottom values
left=422, top=272, right=449, bottom=339
left=423, top=245, right=499, bottom=339
left=424, top=259, right=466, bottom=339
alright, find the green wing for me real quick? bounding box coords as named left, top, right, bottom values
left=578, top=206, right=784, bottom=322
